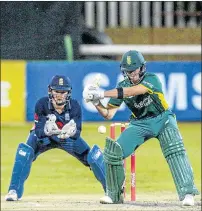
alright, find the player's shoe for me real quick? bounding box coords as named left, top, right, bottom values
left=100, top=194, right=124, bottom=204
left=182, top=194, right=194, bottom=206
left=5, top=190, right=18, bottom=201
left=100, top=195, right=113, bottom=204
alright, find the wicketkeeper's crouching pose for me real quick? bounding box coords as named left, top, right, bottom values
left=5, top=75, right=106, bottom=201
left=83, top=50, right=199, bottom=206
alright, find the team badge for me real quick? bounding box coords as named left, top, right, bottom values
left=127, top=56, right=132, bottom=65
left=59, top=78, right=64, bottom=85
left=65, top=113, right=70, bottom=121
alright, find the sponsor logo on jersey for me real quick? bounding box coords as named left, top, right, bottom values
left=134, top=96, right=153, bottom=108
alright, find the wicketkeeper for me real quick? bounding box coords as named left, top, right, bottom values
left=5, top=75, right=106, bottom=201
left=83, top=50, right=199, bottom=206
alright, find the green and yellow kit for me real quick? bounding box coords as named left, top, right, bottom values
left=104, top=72, right=199, bottom=202
left=109, top=72, right=169, bottom=120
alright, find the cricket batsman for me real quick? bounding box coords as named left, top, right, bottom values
left=5, top=75, right=106, bottom=201
left=83, top=50, right=199, bottom=206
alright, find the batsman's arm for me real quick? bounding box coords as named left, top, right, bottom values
left=95, top=103, right=119, bottom=120
left=104, top=84, right=148, bottom=98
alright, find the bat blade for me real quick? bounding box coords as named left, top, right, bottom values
left=93, top=73, right=102, bottom=88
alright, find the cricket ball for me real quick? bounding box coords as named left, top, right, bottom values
left=98, top=125, right=106, bottom=134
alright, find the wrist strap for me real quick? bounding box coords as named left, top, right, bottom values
left=116, top=87, right=124, bottom=99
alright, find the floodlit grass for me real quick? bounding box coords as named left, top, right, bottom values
left=1, top=122, right=201, bottom=196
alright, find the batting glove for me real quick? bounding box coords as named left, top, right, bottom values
left=83, top=88, right=104, bottom=102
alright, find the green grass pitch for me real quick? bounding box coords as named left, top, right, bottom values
left=1, top=122, right=201, bottom=196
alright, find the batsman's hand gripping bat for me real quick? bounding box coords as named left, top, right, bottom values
left=83, top=74, right=102, bottom=103
left=87, top=73, right=102, bottom=100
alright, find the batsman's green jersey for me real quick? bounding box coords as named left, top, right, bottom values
left=108, top=72, right=172, bottom=157
left=108, top=72, right=169, bottom=120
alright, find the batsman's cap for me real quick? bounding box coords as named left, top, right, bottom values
left=48, top=75, right=72, bottom=91
left=120, top=50, right=146, bottom=72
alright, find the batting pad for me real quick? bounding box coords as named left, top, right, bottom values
left=158, top=127, right=199, bottom=200
left=104, top=137, right=125, bottom=203
left=87, top=145, right=106, bottom=192
left=8, top=143, right=34, bottom=198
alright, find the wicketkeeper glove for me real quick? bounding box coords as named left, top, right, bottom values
left=44, top=114, right=61, bottom=136
left=57, top=119, right=77, bottom=139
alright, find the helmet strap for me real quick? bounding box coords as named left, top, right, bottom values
left=48, top=87, right=53, bottom=99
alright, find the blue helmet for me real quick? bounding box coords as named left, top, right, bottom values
left=48, top=75, right=72, bottom=105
